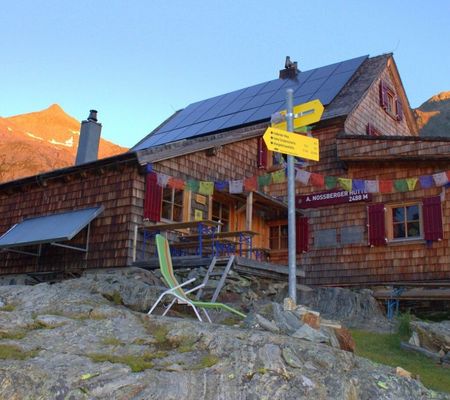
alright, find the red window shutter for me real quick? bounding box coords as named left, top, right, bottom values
left=423, top=196, right=443, bottom=241
left=144, top=172, right=162, bottom=222
left=257, top=137, right=268, bottom=169
left=368, top=203, right=386, bottom=246
left=379, top=80, right=388, bottom=109
left=296, top=216, right=308, bottom=253
left=395, top=99, right=404, bottom=121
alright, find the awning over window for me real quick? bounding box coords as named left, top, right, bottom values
left=0, top=206, right=104, bottom=253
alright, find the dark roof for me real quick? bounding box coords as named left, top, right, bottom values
left=133, top=55, right=371, bottom=151
left=0, top=151, right=138, bottom=192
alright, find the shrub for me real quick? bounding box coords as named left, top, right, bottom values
left=397, top=312, right=412, bottom=339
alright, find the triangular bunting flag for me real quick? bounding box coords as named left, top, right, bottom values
left=365, top=180, right=379, bottom=193
left=310, top=173, right=325, bottom=187
left=168, top=177, right=185, bottom=190
left=295, top=169, right=311, bottom=185
left=198, top=181, right=214, bottom=196
left=186, top=179, right=199, bottom=192
left=379, top=180, right=393, bottom=193
left=352, top=179, right=365, bottom=192
left=214, top=180, right=228, bottom=191
left=229, top=180, right=244, bottom=194
left=271, top=169, right=286, bottom=184
left=257, top=174, right=272, bottom=188
left=433, top=172, right=448, bottom=187
left=394, top=179, right=408, bottom=192
left=244, top=176, right=258, bottom=192
left=338, top=178, right=352, bottom=192
left=156, top=173, right=170, bottom=188
left=406, top=178, right=418, bottom=191
left=325, top=176, right=337, bottom=190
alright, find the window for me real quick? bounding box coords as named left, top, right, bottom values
left=368, top=197, right=443, bottom=246
left=212, top=200, right=230, bottom=232
left=161, top=187, right=183, bottom=221
left=270, top=224, right=288, bottom=250
left=389, top=204, right=422, bottom=240
left=379, top=80, right=403, bottom=122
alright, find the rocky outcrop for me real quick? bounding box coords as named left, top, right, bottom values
left=404, top=320, right=450, bottom=366
left=0, top=268, right=446, bottom=399
left=415, top=91, right=450, bottom=137
left=276, top=285, right=390, bottom=332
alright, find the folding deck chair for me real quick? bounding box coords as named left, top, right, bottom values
left=148, top=234, right=246, bottom=322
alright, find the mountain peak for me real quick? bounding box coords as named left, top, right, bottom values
left=46, top=103, right=65, bottom=112
left=428, top=91, right=450, bottom=103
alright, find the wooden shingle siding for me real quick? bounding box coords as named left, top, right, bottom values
left=345, top=66, right=412, bottom=136
left=296, top=163, right=450, bottom=286
left=337, top=135, right=450, bottom=161
left=0, top=162, right=141, bottom=275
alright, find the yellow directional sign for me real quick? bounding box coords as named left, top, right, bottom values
left=263, top=127, right=319, bottom=161
left=272, top=99, right=324, bottom=130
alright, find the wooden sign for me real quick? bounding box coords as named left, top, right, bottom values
left=296, top=190, right=372, bottom=209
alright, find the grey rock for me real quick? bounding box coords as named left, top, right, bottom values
left=292, top=324, right=329, bottom=343
left=34, top=314, right=71, bottom=328
left=409, top=331, right=421, bottom=347
left=411, top=320, right=450, bottom=353
left=272, top=302, right=303, bottom=334
left=282, top=347, right=303, bottom=368
left=0, top=268, right=447, bottom=400
left=255, top=313, right=280, bottom=333
left=278, top=285, right=391, bottom=332
left=442, top=352, right=450, bottom=365
left=322, top=326, right=341, bottom=349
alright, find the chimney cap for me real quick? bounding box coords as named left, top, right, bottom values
left=279, top=56, right=300, bottom=79
left=87, top=110, right=98, bottom=122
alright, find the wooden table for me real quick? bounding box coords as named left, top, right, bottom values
left=133, top=220, right=222, bottom=260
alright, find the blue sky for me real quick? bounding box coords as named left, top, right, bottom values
left=1, top=0, right=449, bottom=147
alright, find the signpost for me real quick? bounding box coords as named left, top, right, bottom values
left=264, top=96, right=323, bottom=305
left=263, top=127, right=319, bottom=161
left=272, top=99, right=324, bottom=131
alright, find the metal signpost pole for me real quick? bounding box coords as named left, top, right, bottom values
left=286, top=88, right=297, bottom=304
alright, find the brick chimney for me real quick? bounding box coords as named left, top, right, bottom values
left=279, top=56, right=299, bottom=79
left=75, top=110, right=102, bottom=165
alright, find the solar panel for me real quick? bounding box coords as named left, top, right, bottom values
left=241, top=91, right=277, bottom=110
left=258, top=78, right=287, bottom=94
left=0, top=207, right=104, bottom=248
left=221, top=108, right=257, bottom=128
left=132, top=55, right=368, bottom=151
left=239, top=82, right=269, bottom=98
left=308, top=62, right=340, bottom=81
left=246, top=102, right=285, bottom=122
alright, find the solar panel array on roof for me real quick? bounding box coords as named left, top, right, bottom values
left=133, top=55, right=368, bottom=151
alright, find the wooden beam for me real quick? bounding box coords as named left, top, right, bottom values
left=246, top=191, right=253, bottom=231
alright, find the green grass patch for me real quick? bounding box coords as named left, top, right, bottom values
left=191, top=354, right=219, bottom=370
left=0, top=304, right=16, bottom=312
left=351, top=329, right=450, bottom=394
left=220, top=316, right=241, bottom=326
left=0, top=330, right=27, bottom=340
left=0, top=344, right=39, bottom=360
left=101, top=337, right=125, bottom=346
left=88, top=350, right=168, bottom=372
left=102, top=291, right=123, bottom=305
left=153, top=325, right=169, bottom=343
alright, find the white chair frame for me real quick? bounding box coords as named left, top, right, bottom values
left=147, top=278, right=212, bottom=322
